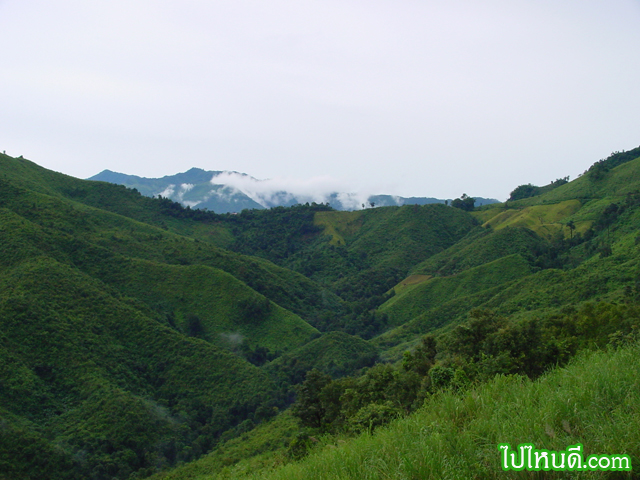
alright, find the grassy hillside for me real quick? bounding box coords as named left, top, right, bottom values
left=221, top=202, right=478, bottom=295
left=372, top=148, right=640, bottom=355
left=519, top=147, right=640, bottom=205
left=305, top=203, right=478, bottom=280
left=410, top=226, right=542, bottom=277
left=0, top=190, right=319, bottom=355
left=0, top=154, right=341, bottom=321
left=146, top=412, right=302, bottom=480
left=381, top=254, right=532, bottom=326
left=240, top=341, right=640, bottom=479
left=211, top=193, right=480, bottom=339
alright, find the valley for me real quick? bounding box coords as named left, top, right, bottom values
left=1, top=146, right=640, bottom=479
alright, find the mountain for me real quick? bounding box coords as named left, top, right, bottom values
left=3, top=153, right=489, bottom=479
left=0, top=154, right=347, bottom=479
left=3, top=145, right=640, bottom=479
left=88, top=168, right=499, bottom=213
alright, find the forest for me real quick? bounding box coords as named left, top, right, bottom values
left=1, top=146, right=640, bottom=479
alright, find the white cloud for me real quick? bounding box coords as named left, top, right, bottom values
left=156, top=184, right=175, bottom=198
left=391, top=195, right=404, bottom=206
left=210, top=171, right=374, bottom=208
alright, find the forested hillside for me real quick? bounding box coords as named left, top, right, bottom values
left=1, top=146, right=640, bottom=479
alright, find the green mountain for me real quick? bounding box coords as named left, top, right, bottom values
left=3, top=145, right=640, bottom=479
left=0, top=154, right=342, bottom=479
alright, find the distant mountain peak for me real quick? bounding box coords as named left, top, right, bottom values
left=88, top=168, right=499, bottom=213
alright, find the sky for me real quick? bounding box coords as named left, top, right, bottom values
left=1, top=0, right=639, bottom=201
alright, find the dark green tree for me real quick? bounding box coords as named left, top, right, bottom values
left=509, top=183, right=541, bottom=201
left=402, top=334, right=437, bottom=376
left=451, top=194, right=475, bottom=211
left=291, top=369, right=333, bottom=429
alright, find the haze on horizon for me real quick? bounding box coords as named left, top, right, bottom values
left=1, top=0, right=639, bottom=201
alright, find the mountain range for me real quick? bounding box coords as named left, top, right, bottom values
left=2, top=145, right=640, bottom=479
left=88, top=168, right=499, bottom=213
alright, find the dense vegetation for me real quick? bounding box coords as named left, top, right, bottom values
left=508, top=177, right=570, bottom=201
left=2, top=145, right=640, bottom=479
left=246, top=340, right=640, bottom=480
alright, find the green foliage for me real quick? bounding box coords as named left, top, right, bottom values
left=290, top=301, right=640, bottom=444
left=186, top=315, right=205, bottom=337
left=237, top=295, right=273, bottom=324
left=401, top=334, right=436, bottom=376
left=450, top=193, right=475, bottom=211
left=346, top=402, right=402, bottom=434
left=508, top=177, right=569, bottom=201
left=0, top=154, right=329, bottom=478
left=291, top=370, right=333, bottom=429
left=0, top=154, right=339, bottom=321
left=0, top=408, right=79, bottom=480
left=509, top=183, right=542, bottom=201
left=144, top=411, right=301, bottom=480
left=247, top=341, right=640, bottom=480
left=290, top=363, right=422, bottom=436
left=382, top=254, right=532, bottom=326
left=412, top=226, right=542, bottom=277
left=226, top=204, right=331, bottom=263
left=246, top=203, right=478, bottom=337
left=0, top=257, right=280, bottom=478
left=266, top=331, right=379, bottom=384
left=7, top=147, right=640, bottom=479
left=588, top=146, right=640, bottom=180
left=508, top=148, right=640, bottom=206
left=436, top=303, right=640, bottom=382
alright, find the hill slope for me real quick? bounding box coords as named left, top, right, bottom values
left=372, top=148, right=640, bottom=355
left=0, top=255, right=277, bottom=479
left=0, top=154, right=344, bottom=478
left=4, top=146, right=640, bottom=479
left=238, top=342, right=640, bottom=479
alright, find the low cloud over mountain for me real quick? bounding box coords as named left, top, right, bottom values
left=89, top=168, right=498, bottom=213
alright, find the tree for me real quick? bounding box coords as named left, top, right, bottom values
left=291, top=370, right=333, bottom=429
left=451, top=194, right=475, bottom=211
left=402, top=334, right=437, bottom=376
left=509, top=184, right=541, bottom=201
left=589, top=161, right=608, bottom=181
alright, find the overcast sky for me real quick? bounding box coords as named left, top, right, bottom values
left=1, top=1, right=639, bottom=200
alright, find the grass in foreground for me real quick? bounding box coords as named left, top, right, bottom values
left=241, top=342, right=640, bottom=479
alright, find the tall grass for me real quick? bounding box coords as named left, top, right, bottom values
left=248, top=343, right=640, bottom=479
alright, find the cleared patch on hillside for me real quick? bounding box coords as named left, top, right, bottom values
left=313, top=210, right=364, bottom=245
left=381, top=254, right=532, bottom=326
left=392, top=274, right=432, bottom=296
left=471, top=206, right=506, bottom=224
left=398, top=274, right=432, bottom=287
left=482, top=200, right=582, bottom=238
